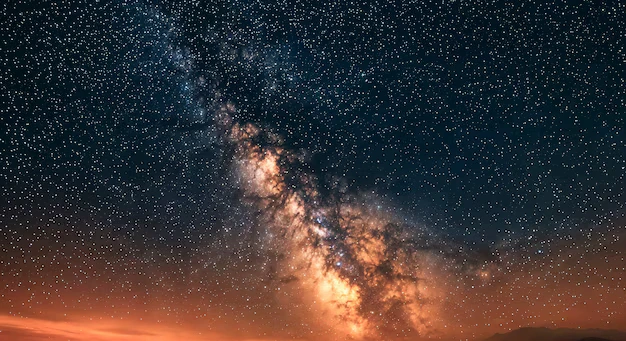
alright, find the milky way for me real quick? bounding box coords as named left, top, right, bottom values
left=226, top=115, right=454, bottom=338
left=1, top=1, right=625, bottom=340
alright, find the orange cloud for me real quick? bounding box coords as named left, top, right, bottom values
left=0, top=314, right=227, bottom=341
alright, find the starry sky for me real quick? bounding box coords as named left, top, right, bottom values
left=1, top=0, right=625, bottom=340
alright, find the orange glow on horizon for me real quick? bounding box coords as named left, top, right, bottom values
left=0, top=315, right=207, bottom=341
left=0, top=314, right=309, bottom=341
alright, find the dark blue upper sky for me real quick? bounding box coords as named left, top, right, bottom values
left=2, top=0, right=624, bottom=246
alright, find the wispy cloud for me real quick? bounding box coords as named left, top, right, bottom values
left=0, top=314, right=242, bottom=341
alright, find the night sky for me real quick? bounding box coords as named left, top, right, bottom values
left=1, top=0, right=625, bottom=340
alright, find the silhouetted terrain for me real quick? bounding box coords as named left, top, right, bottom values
left=484, top=327, right=626, bottom=341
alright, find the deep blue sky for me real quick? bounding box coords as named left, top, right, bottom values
left=2, top=0, right=625, bottom=246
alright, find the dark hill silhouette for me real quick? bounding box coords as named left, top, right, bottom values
left=483, top=327, right=626, bottom=341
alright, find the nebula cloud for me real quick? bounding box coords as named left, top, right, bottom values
left=218, top=108, right=473, bottom=339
